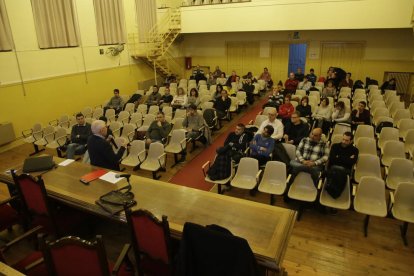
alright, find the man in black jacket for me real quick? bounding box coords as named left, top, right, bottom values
left=283, top=111, right=309, bottom=146
left=87, top=120, right=127, bottom=171
left=221, top=123, right=252, bottom=163
left=66, top=113, right=92, bottom=159
left=327, top=131, right=359, bottom=175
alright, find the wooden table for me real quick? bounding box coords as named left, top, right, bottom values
left=1, top=159, right=296, bottom=273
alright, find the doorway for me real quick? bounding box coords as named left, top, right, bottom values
left=288, top=43, right=307, bottom=77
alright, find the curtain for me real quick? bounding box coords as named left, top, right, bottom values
left=31, top=0, right=79, bottom=49
left=0, top=0, right=13, bottom=51
left=136, top=0, right=156, bottom=42
left=94, top=0, right=126, bottom=45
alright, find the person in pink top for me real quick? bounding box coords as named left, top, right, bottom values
left=259, top=67, right=273, bottom=89
left=278, top=94, right=295, bottom=125
left=284, top=72, right=299, bottom=94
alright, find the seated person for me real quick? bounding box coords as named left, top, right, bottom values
left=340, top=72, right=353, bottom=88
left=259, top=67, right=273, bottom=89
left=216, top=72, right=227, bottom=86
left=214, top=90, right=231, bottom=119
left=289, top=128, right=329, bottom=186
left=250, top=125, right=275, bottom=166
left=284, top=72, right=299, bottom=94
left=193, top=64, right=206, bottom=84
left=278, top=95, right=295, bottom=126
left=295, top=96, right=312, bottom=121
left=145, top=111, right=171, bottom=146
left=87, top=120, right=127, bottom=171
left=351, top=101, right=370, bottom=128
left=218, top=123, right=252, bottom=164
left=181, top=104, right=206, bottom=161
left=159, top=87, right=173, bottom=107
left=331, top=101, right=351, bottom=125
left=328, top=131, right=358, bottom=176
left=187, top=88, right=200, bottom=108
left=263, top=84, right=284, bottom=110
left=171, top=87, right=188, bottom=109
left=226, top=71, right=238, bottom=87
left=297, top=77, right=312, bottom=92
left=321, top=80, right=336, bottom=98
left=211, top=65, right=222, bottom=81
left=66, top=113, right=92, bottom=159
left=283, top=111, right=309, bottom=146
left=146, top=85, right=162, bottom=106
left=305, top=68, right=317, bottom=86
left=380, top=78, right=396, bottom=92
left=256, top=109, right=284, bottom=141
left=213, top=84, right=224, bottom=100
left=242, top=71, right=257, bottom=82
left=312, top=97, right=332, bottom=134
left=242, top=78, right=255, bottom=105
left=105, top=89, right=124, bottom=113
left=294, top=67, right=305, bottom=82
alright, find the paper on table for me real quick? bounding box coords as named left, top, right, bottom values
left=99, top=171, right=124, bottom=184
left=58, top=159, right=75, bottom=166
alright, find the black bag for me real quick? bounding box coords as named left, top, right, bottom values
left=325, top=167, right=348, bottom=199
left=272, top=143, right=291, bottom=166
left=207, top=153, right=231, bottom=181
left=203, top=108, right=217, bottom=129
left=376, top=122, right=393, bottom=134
left=96, top=186, right=137, bottom=215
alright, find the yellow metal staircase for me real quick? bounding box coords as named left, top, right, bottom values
left=129, top=8, right=183, bottom=79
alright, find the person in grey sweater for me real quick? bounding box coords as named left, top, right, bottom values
left=145, top=111, right=171, bottom=146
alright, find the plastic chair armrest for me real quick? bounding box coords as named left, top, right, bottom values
left=317, top=179, right=323, bottom=190
left=384, top=166, right=389, bottom=176
left=21, top=128, right=33, bottom=138
left=256, top=170, right=262, bottom=181
left=112, top=243, right=131, bottom=275
left=286, top=174, right=291, bottom=184
left=352, top=184, right=357, bottom=196
left=158, top=153, right=167, bottom=167
left=248, top=119, right=253, bottom=125
left=137, top=150, right=146, bottom=163
left=49, top=119, right=58, bottom=126
left=202, top=161, right=210, bottom=176
left=180, top=138, right=187, bottom=150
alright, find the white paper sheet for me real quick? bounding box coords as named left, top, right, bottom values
left=58, top=159, right=75, bottom=166
left=99, top=171, right=124, bottom=184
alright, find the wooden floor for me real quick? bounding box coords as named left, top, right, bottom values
left=1, top=104, right=414, bottom=275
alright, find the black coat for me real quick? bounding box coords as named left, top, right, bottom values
left=87, top=135, right=125, bottom=171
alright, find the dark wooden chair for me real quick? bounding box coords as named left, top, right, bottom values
left=39, top=234, right=132, bottom=276
left=0, top=225, right=47, bottom=276
left=11, top=172, right=86, bottom=237
left=0, top=196, right=20, bottom=234
left=125, top=208, right=174, bottom=276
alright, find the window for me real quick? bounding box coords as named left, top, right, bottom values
left=0, top=0, right=14, bottom=51
left=93, top=0, right=126, bottom=45
left=31, top=0, right=79, bottom=49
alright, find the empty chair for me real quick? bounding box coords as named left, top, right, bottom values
left=39, top=234, right=131, bottom=276
left=236, top=91, right=247, bottom=106
left=372, top=108, right=390, bottom=126
left=109, top=121, right=122, bottom=137
left=319, top=175, right=351, bottom=210
left=140, top=142, right=166, bottom=179
left=229, top=96, right=238, bottom=114
left=170, top=117, right=185, bottom=133
left=137, top=104, right=148, bottom=116
left=172, top=109, right=187, bottom=124
left=81, top=106, right=93, bottom=118
left=124, top=102, right=135, bottom=114
left=409, top=103, right=414, bottom=118
left=258, top=161, right=290, bottom=205
left=355, top=137, right=378, bottom=156
left=353, top=176, right=387, bottom=236
left=381, top=140, right=406, bottom=167
left=377, top=127, right=399, bottom=151
left=390, top=182, right=414, bottom=245
left=331, top=123, right=351, bottom=138
left=354, top=154, right=382, bottom=183
left=393, top=109, right=411, bottom=127
left=116, top=110, right=130, bottom=126
left=92, top=107, right=104, bottom=119
left=389, top=101, right=405, bottom=117
left=148, top=105, right=160, bottom=116
left=398, top=119, right=414, bottom=139
left=34, top=125, right=55, bottom=148
left=130, top=112, right=143, bottom=128
left=354, top=125, right=374, bottom=144
left=370, top=100, right=386, bottom=112
left=22, top=123, right=44, bottom=155
left=404, top=129, right=414, bottom=153
left=104, top=108, right=116, bottom=122
left=121, top=123, right=136, bottom=142
left=295, top=90, right=307, bottom=98
left=125, top=209, right=174, bottom=276
left=282, top=143, right=296, bottom=161
left=385, top=158, right=414, bottom=190
left=287, top=172, right=318, bottom=220
left=330, top=134, right=343, bottom=145
left=230, top=157, right=260, bottom=190
left=165, top=129, right=187, bottom=166
left=46, top=127, right=67, bottom=157
left=386, top=94, right=400, bottom=107
left=137, top=114, right=156, bottom=132
left=121, top=140, right=146, bottom=169
left=162, top=106, right=173, bottom=118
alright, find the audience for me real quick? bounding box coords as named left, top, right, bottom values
left=66, top=113, right=92, bottom=159
left=187, top=88, right=200, bottom=108
left=380, top=78, right=396, bottom=92
left=159, top=87, right=173, bottom=107
left=264, top=84, right=284, bottom=110
left=283, top=111, right=309, bottom=146
left=327, top=132, right=358, bottom=176
left=296, top=96, right=312, bottom=121
left=226, top=70, right=238, bottom=87
left=351, top=101, right=370, bottom=128
left=312, top=97, right=332, bottom=134
left=298, top=77, right=312, bottom=92
left=340, top=72, right=353, bottom=88
left=145, top=112, right=171, bottom=146
left=278, top=95, right=295, bottom=125
left=214, top=90, right=231, bottom=119
left=256, top=109, right=284, bottom=141
left=105, top=89, right=124, bottom=113
left=259, top=67, right=273, bottom=89
left=250, top=125, right=275, bottom=166
left=182, top=104, right=206, bottom=161
left=321, top=80, right=336, bottom=98
left=305, top=68, right=317, bottom=85
left=221, top=123, right=251, bottom=163
left=294, top=67, right=305, bottom=82
left=285, top=72, right=299, bottom=94
left=146, top=85, right=162, bottom=106
left=331, top=101, right=351, bottom=124
left=211, top=65, right=222, bottom=81
left=242, top=78, right=255, bottom=105
left=171, top=87, right=188, bottom=109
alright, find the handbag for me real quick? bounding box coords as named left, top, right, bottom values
left=96, top=185, right=137, bottom=215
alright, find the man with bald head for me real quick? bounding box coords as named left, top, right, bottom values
left=289, top=127, right=329, bottom=186
left=87, top=120, right=127, bottom=171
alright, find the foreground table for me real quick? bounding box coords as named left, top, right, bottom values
left=1, top=159, right=296, bottom=273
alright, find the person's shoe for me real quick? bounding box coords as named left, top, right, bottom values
left=178, top=156, right=186, bottom=163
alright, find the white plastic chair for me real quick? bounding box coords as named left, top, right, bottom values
left=389, top=102, right=405, bottom=117
left=377, top=127, right=399, bottom=151
left=230, top=157, right=260, bottom=190
left=354, top=125, right=374, bottom=144
left=140, top=142, right=166, bottom=179
left=393, top=109, right=411, bottom=127
left=129, top=112, right=143, bottom=129
left=123, top=103, right=135, bottom=115
left=381, top=140, right=406, bottom=167
left=236, top=91, right=247, bottom=106
left=92, top=107, right=104, bottom=119
left=117, top=111, right=130, bottom=126
left=258, top=161, right=290, bottom=205
left=319, top=175, right=351, bottom=210
left=398, top=119, right=414, bottom=139
left=354, top=154, right=382, bottom=183
left=390, top=182, right=414, bottom=245
left=353, top=176, right=387, bottom=237
left=45, top=127, right=67, bottom=157
left=137, top=114, right=156, bottom=132
left=404, top=129, right=414, bottom=153
left=165, top=129, right=187, bottom=167
left=109, top=121, right=122, bottom=137
left=172, top=109, right=187, bottom=124
left=287, top=172, right=318, bottom=220
left=137, top=104, right=148, bottom=116
left=81, top=106, right=93, bottom=118
left=34, top=125, right=55, bottom=147
left=355, top=137, right=377, bottom=156
left=385, top=158, right=414, bottom=190
left=121, top=123, right=136, bottom=142
left=121, top=140, right=146, bottom=169
left=22, top=123, right=44, bottom=155
left=282, top=143, right=296, bottom=161
left=105, top=108, right=116, bottom=122
left=148, top=105, right=160, bottom=116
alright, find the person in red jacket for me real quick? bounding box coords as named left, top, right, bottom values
left=284, top=72, right=299, bottom=94
left=278, top=94, right=295, bottom=126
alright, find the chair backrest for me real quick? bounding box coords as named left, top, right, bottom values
left=378, top=127, right=399, bottom=149
left=93, top=107, right=104, bottom=119
left=137, top=104, right=148, bottom=115
left=124, top=103, right=135, bottom=114
left=130, top=112, right=143, bottom=128
left=147, top=142, right=164, bottom=160
left=170, top=129, right=186, bottom=145
left=128, top=140, right=146, bottom=155
left=117, top=111, right=130, bottom=125
left=104, top=108, right=116, bottom=121
left=393, top=182, right=414, bottom=219
left=387, top=158, right=414, bottom=187
left=41, top=235, right=110, bottom=276
left=142, top=114, right=156, bottom=127
left=148, top=105, right=160, bottom=116
left=383, top=140, right=406, bottom=158
left=398, top=119, right=414, bottom=136
left=82, top=107, right=93, bottom=118
left=355, top=176, right=386, bottom=205
left=173, top=109, right=187, bottom=120
left=354, top=154, right=382, bottom=181
left=237, top=158, right=258, bottom=177
left=355, top=137, right=376, bottom=156
left=373, top=107, right=389, bottom=118
left=162, top=106, right=173, bottom=117
left=13, top=173, right=49, bottom=216
left=109, top=121, right=122, bottom=137
left=172, top=117, right=184, bottom=130
left=262, top=161, right=286, bottom=183
left=125, top=208, right=172, bottom=271
left=121, top=123, right=136, bottom=141
left=354, top=125, right=374, bottom=143
left=282, top=143, right=296, bottom=161
left=394, top=109, right=411, bottom=126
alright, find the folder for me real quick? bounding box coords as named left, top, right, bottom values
left=80, top=169, right=107, bottom=184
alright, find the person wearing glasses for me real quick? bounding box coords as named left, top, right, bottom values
left=255, top=109, right=284, bottom=141
left=283, top=111, right=309, bottom=146
left=250, top=125, right=275, bottom=166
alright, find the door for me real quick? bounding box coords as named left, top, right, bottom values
left=288, top=43, right=307, bottom=76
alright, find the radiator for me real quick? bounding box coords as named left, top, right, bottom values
left=0, top=122, right=16, bottom=145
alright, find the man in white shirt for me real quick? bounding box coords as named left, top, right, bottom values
left=256, top=109, right=284, bottom=141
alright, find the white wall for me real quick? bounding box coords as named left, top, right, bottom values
left=181, top=0, right=414, bottom=33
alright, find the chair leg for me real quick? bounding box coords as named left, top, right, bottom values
left=152, top=171, right=161, bottom=180
left=170, top=153, right=179, bottom=168
left=217, top=184, right=222, bottom=194
left=400, top=222, right=409, bottom=246
left=29, top=144, right=44, bottom=156
left=296, top=204, right=304, bottom=221
left=270, top=194, right=275, bottom=205
left=363, top=215, right=370, bottom=237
